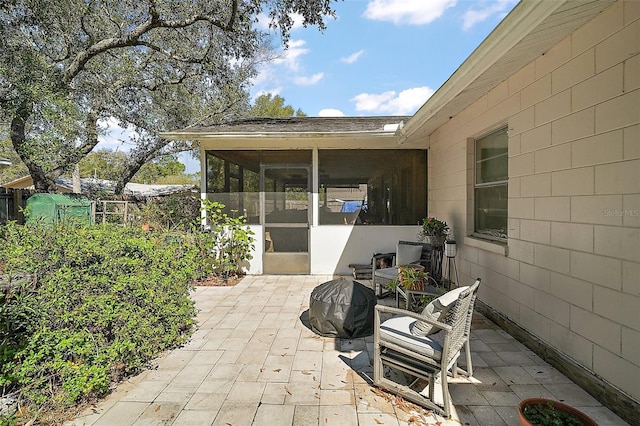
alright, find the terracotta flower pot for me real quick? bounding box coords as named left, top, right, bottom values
left=518, top=398, right=597, bottom=426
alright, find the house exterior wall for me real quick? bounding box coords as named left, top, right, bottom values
left=428, top=0, right=639, bottom=402
left=310, top=225, right=422, bottom=275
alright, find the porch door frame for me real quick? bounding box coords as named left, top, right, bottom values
left=260, top=163, right=311, bottom=274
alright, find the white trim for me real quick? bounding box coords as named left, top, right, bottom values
left=312, top=148, right=319, bottom=227
left=163, top=130, right=399, bottom=140
left=463, top=236, right=507, bottom=256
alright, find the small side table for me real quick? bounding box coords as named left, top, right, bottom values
left=396, top=274, right=444, bottom=311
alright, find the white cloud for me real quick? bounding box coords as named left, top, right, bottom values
left=318, top=109, right=345, bottom=117
left=462, top=0, right=517, bottom=30
left=351, top=91, right=396, bottom=112
left=97, top=118, right=138, bottom=152
left=351, top=86, right=435, bottom=115
left=255, top=13, right=270, bottom=31
left=251, top=38, right=317, bottom=99
left=364, top=0, right=456, bottom=25
left=251, top=69, right=275, bottom=90
left=255, top=12, right=305, bottom=31
left=94, top=118, right=198, bottom=173
left=290, top=13, right=305, bottom=30
left=272, top=39, right=309, bottom=72
left=340, top=50, right=364, bottom=64
left=294, top=72, right=324, bottom=86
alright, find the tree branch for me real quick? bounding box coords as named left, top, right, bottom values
left=189, top=97, right=244, bottom=127
left=62, top=0, right=239, bottom=84
left=137, top=41, right=196, bottom=64
left=42, top=110, right=101, bottom=181
left=158, top=0, right=238, bottom=31
left=78, top=110, right=100, bottom=157
left=114, top=137, right=177, bottom=194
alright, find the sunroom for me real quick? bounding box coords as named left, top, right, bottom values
left=163, top=116, right=429, bottom=275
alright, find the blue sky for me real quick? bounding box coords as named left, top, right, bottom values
left=100, top=0, right=519, bottom=173
left=251, top=0, right=519, bottom=117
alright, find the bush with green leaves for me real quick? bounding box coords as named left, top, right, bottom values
left=132, top=192, right=201, bottom=231
left=197, top=199, right=255, bottom=278
left=0, top=221, right=199, bottom=423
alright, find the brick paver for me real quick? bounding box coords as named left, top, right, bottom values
left=68, top=276, right=628, bottom=426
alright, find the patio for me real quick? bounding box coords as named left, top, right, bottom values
left=69, top=275, right=627, bottom=425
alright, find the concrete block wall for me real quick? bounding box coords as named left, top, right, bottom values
left=428, top=0, right=639, bottom=401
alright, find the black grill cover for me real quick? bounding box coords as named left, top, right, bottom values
left=309, top=280, right=376, bottom=338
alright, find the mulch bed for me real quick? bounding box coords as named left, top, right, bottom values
left=194, top=274, right=241, bottom=287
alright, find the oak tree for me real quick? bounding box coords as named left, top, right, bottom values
left=0, top=0, right=336, bottom=193
left=249, top=93, right=307, bottom=117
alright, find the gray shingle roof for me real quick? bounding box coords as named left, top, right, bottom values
left=171, top=116, right=410, bottom=135
left=58, top=177, right=195, bottom=197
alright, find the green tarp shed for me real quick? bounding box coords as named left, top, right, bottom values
left=25, top=194, right=93, bottom=225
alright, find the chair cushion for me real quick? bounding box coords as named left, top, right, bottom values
left=375, top=266, right=399, bottom=280
left=411, top=286, right=469, bottom=337
left=379, top=316, right=443, bottom=361
left=396, top=243, right=422, bottom=266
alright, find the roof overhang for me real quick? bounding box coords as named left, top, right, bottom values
left=161, top=117, right=413, bottom=149
left=398, top=0, right=614, bottom=145
left=165, top=130, right=400, bottom=139
left=1, top=175, right=33, bottom=189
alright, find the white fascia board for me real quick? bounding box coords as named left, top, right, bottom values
left=161, top=131, right=399, bottom=140
left=398, top=0, right=567, bottom=144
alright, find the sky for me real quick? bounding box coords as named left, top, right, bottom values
left=250, top=0, right=519, bottom=117
left=99, top=0, right=519, bottom=173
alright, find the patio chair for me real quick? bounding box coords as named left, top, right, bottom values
left=372, top=241, right=426, bottom=298
left=373, top=278, right=481, bottom=418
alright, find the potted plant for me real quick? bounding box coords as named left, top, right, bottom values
left=398, top=265, right=426, bottom=291
left=388, top=265, right=444, bottom=311
left=417, top=217, right=449, bottom=246
left=387, top=266, right=425, bottom=293
left=518, top=398, right=598, bottom=426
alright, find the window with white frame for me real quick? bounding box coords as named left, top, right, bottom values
left=474, top=127, right=508, bottom=240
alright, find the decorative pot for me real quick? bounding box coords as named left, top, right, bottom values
left=518, top=398, right=597, bottom=426
left=423, top=234, right=446, bottom=247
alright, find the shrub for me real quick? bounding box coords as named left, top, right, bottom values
left=197, top=200, right=254, bottom=278
left=0, top=221, right=199, bottom=423
left=132, top=192, right=201, bottom=231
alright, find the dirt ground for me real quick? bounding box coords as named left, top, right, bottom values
left=194, top=274, right=241, bottom=287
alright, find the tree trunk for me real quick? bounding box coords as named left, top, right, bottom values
left=114, top=156, right=148, bottom=195
left=72, top=164, right=81, bottom=193
left=10, top=102, right=60, bottom=193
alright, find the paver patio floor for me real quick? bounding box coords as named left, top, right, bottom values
left=69, top=275, right=628, bottom=425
